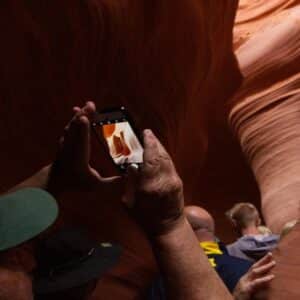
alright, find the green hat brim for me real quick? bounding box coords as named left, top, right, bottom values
left=0, top=188, right=58, bottom=251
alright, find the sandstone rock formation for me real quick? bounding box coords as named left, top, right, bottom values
left=0, top=1, right=241, bottom=299
left=230, top=1, right=300, bottom=299
left=231, top=0, right=300, bottom=235
left=0, top=0, right=241, bottom=198
left=1, top=0, right=299, bottom=298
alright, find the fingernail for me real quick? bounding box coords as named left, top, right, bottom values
left=144, top=129, right=154, bottom=138
left=130, top=163, right=139, bottom=170
left=79, top=115, right=89, bottom=124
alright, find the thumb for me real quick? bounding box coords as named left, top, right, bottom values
left=99, top=175, right=123, bottom=184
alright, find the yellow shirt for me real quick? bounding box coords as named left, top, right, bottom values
left=200, top=241, right=223, bottom=268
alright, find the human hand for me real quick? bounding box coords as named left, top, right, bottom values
left=233, top=253, right=275, bottom=300
left=124, top=129, right=184, bottom=236
left=47, top=101, right=120, bottom=195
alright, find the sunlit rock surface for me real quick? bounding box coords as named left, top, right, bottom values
left=230, top=2, right=300, bottom=299
left=234, top=0, right=300, bottom=49
left=231, top=0, right=300, bottom=234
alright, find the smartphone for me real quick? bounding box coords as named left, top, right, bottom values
left=92, top=107, right=144, bottom=172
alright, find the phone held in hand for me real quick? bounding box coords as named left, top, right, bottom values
left=92, top=107, right=144, bottom=172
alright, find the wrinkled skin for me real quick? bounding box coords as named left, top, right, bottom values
left=124, top=129, right=184, bottom=236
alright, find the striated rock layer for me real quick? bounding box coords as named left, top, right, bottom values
left=234, top=0, right=300, bottom=49
left=0, top=0, right=241, bottom=198
left=230, top=2, right=300, bottom=299
left=231, top=1, right=300, bottom=234
left=0, top=1, right=241, bottom=299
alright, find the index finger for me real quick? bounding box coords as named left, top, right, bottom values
left=252, top=260, right=276, bottom=277
left=252, top=253, right=273, bottom=269
left=82, top=101, right=96, bottom=117
left=142, top=130, right=173, bottom=172
left=143, top=129, right=160, bottom=161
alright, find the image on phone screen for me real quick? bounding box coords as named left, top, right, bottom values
left=96, top=121, right=143, bottom=166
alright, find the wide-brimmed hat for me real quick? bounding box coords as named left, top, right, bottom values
left=0, top=188, right=58, bottom=251
left=33, top=228, right=122, bottom=295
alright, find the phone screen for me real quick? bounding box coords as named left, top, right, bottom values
left=94, top=116, right=143, bottom=169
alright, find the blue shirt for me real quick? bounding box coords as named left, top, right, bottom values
left=147, top=241, right=253, bottom=299
left=227, top=234, right=279, bottom=262
left=207, top=242, right=253, bottom=292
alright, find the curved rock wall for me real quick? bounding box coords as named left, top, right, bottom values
left=0, top=1, right=241, bottom=299
left=230, top=3, right=300, bottom=233
left=231, top=4, right=300, bottom=299
left=0, top=0, right=241, bottom=197
left=234, top=0, right=300, bottom=49
left=2, top=1, right=300, bottom=298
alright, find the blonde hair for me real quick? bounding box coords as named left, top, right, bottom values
left=226, top=202, right=261, bottom=231
left=280, top=220, right=299, bottom=240
left=258, top=226, right=272, bottom=235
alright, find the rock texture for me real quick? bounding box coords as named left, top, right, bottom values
left=3, top=0, right=300, bottom=298
left=234, top=0, right=300, bottom=49
left=230, top=0, right=300, bottom=234
left=230, top=1, right=300, bottom=299
left=0, top=1, right=241, bottom=299
left=0, top=0, right=241, bottom=197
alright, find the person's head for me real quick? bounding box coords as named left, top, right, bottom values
left=33, top=228, right=121, bottom=299
left=184, top=206, right=215, bottom=242
left=0, top=188, right=58, bottom=300
left=226, top=202, right=261, bottom=236
left=280, top=220, right=298, bottom=240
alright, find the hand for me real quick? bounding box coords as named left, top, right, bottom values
left=233, top=253, right=276, bottom=300
left=124, top=129, right=184, bottom=236
left=47, top=101, right=120, bottom=195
